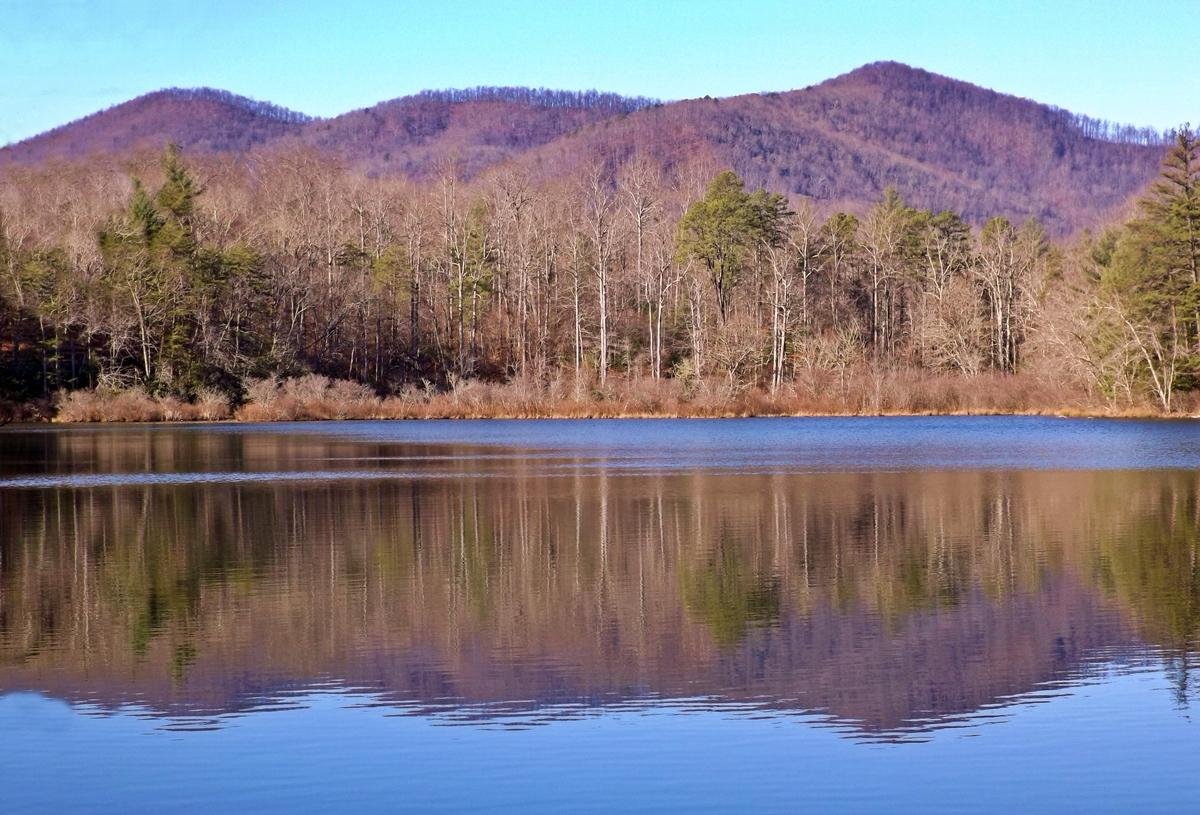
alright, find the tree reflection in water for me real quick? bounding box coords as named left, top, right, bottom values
left=1, top=429, right=1199, bottom=738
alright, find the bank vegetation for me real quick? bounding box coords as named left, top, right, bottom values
left=3, top=130, right=1199, bottom=421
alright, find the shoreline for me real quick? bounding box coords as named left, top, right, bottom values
left=28, top=374, right=1199, bottom=425
left=6, top=407, right=1197, bottom=425
left=13, top=375, right=1200, bottom=424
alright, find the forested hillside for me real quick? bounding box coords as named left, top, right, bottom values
left=1, top=63, right=1167, bottom=234
left=1, top=64, right=1194, bottom=420
left=0, top=88, right=312, bottom=164
left=2, top=125, right=1198, bottom=420
left=511, top=63, right=1167, bottom=234
left=301, top=88, right=658, bottom=178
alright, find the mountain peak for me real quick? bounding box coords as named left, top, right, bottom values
left=823, top=61, right=986, bottom=95
left=841, top=60, right=929, bottom=80
left=1, top=85, right=311, bottom=161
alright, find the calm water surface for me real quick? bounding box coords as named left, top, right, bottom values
left=2, top=417, right=1199, bottom=812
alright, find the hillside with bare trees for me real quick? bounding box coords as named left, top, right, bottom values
left=0, top=88, right=313, bottom=163
left=510, top=62, right=1167, bottom=234
left=1, top=63, right=1167, bottom=234
left=301, top=88, right=659, bottom=178
left=1, top=64, right=1195, bottom=420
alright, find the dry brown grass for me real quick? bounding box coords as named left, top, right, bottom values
left=48, top=370, right=1192, bottom=423
left=234, top=375, right=379, bottom=421
left=55, top=387, right=232, bottom=422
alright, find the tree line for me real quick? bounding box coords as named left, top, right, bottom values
left=1, top=131, right=1198, bottom=414
left=412, top=87, right=659, bottom=113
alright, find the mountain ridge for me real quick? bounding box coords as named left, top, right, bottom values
left=0, top=62, right=1173, bottom=233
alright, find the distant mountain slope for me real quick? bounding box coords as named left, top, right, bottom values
left=0, top=86, right=654, bottom=175
left=302, top=87, right=658, bottom=177
left=0, top=88, right=311, bottom=163
left=512, top=62, right=1167, bottom=233
left=0, top=64, right=1169, bottom=233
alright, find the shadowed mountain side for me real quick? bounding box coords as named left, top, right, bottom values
left=3, top=455, right=1197, bottom=738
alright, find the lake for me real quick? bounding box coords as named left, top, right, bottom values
left=2, top=417, right=1199, bottom=812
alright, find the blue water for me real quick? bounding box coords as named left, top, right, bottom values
left=221, top=415, right=1200, bottom=470
left=3, top=667, right=1195, bottom=813
left=2, top=417, right=1199, bottom=811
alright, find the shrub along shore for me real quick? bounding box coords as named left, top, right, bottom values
left=18, top=372, right=1193, bottom=423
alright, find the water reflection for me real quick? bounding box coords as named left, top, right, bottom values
left=1, top=427, right=1199, bottom=742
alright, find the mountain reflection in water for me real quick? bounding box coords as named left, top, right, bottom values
left=2, top=423, right=1199, bottom=744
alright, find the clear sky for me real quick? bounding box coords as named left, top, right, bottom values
left=2, top=0, right=1196, bottom=145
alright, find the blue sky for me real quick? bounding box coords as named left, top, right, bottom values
left=2, top=0, right=1196, bottom=145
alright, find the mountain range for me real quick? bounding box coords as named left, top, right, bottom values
left=0, top=62, right=1171, bottom=234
